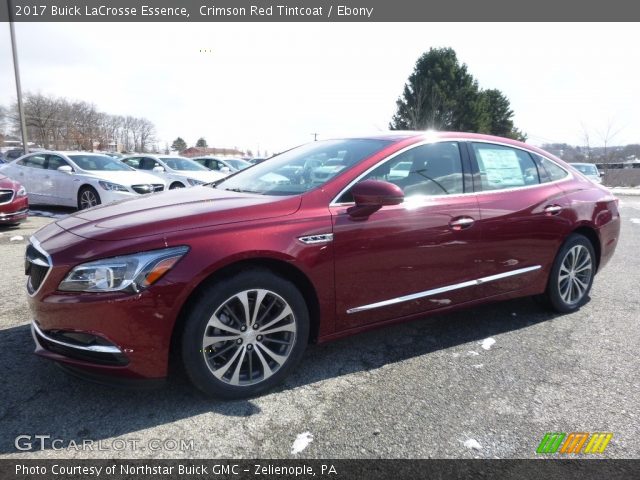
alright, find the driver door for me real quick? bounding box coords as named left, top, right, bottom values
left=331, top=141, right=483, bottom=330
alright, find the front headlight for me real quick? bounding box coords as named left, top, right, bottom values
left=187, top=178, right=206, bottom=186
left=59, top=246, right=189, bottom=293
left=98, top=180, right=129, bottom=192
left=16, top=186, right=27, bottom=197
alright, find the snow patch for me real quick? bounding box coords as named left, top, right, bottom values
left=9, top=236, right=24, bottom=242
left=480, top=337, right=496, bottom=350
left=291, top=432, right=313, bottom=454
left=463, top=438, right=482, bottom=450
left=467, top=351, right=479, bottom=356
left=472, top=364, right=484, bottom=369
left=630, top=218, right=640, bottom=224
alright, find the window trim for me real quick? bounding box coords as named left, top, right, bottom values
left=329, top=138, right=471, bottom=206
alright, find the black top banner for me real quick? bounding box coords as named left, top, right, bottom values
left=1, top=0, right=640, bottom=22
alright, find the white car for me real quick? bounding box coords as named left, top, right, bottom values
left=0, top=151, right=166, bottom=209
left=570, top=162, right=603, bottom=184
left=191, top=156, right=252, bottom=174
left=121, top=155, right=225, bottom=189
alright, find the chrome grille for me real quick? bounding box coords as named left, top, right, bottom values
left=25, top=242, right=51, bottom=294
left=132, top=184, right=164, bottom=194
left=0, top=190, right=14, bottom=205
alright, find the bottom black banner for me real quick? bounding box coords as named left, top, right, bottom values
left=2, top=459, right=640, bottom=480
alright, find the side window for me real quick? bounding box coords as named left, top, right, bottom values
left=122, top=157, right=141, bottom=169
left=19, top=154, right=46, bottom=169
left=46, top=155, right=69, bottom=171
left=534, top=154, right=569, bottom=183
left=338, top=142, right=464, bottom=203
left=471, top=143, right=539, bottom=191
left=140, top=158, right=160, bottom=170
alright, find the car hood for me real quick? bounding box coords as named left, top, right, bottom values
left=55, top=187, right=301, bottom=241
left=78, top=170, right=165, bottom=186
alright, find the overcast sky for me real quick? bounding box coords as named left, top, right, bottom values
left=1, top=22, right=638, bottom=153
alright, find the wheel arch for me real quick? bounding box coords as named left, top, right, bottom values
left=169, top=257, right=322, bottom=366
left=571, top=224, right=601, bottom=271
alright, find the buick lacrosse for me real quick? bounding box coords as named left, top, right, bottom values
left=26, top=132, right=620, bottom=398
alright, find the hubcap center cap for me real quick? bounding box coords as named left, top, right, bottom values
left=242, top=329, right=258, bottom=344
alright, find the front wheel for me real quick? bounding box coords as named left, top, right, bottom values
left=181, top=269, right=309, bottom=399
left=543, top=233, right=596, bottom=313
left=78, top=186, right=101, bottom=210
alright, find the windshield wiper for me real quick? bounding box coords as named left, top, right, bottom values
left=222, top=187, right=262, bottom=194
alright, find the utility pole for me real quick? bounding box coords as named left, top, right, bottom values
left=9, top=7, right=29, bottom=154
left=311, top=132, right=319, bottom=141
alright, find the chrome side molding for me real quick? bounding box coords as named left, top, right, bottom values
left=347, top=265, right=541, bottom=314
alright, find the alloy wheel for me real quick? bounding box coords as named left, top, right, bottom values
left=558, top=244, right=593, bottom=305
left=201, top=289, right=297, bottom=387
left=80, top=189, right=98, bottom=209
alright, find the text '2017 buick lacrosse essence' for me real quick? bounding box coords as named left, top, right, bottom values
left=26, top=132, right=620, bottom=399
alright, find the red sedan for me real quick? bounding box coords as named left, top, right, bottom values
left=26, top=132, right=620, bottom=398
left=0, top=173, right=28, bottom=225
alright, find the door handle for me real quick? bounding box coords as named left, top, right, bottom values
left=450, top=216, right=475, bottom=230
left=544, top=205, right=562, bottom=215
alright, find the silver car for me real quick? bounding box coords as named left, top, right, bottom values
left=121, top=155, right=226, bottom=189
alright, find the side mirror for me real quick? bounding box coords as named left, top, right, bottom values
left=347, top=180, right=404, bottom=218
left=598, top=171, right=605, bottom=177
left=220, top=166, right=231, bottom=173
left=152, top=166, right=165, bottom=173
left=57, top=165, right=73, bottom=174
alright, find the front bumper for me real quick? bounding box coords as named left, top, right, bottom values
left=0, top=207, right=28, bottom=223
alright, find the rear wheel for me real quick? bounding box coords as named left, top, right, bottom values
left=78, top=186, right=101, bottom=210
left=181, top=269, right=309, bottom=399
left=542, top=234, right=596, bottom=313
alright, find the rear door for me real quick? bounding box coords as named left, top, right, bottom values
left=43, top=154, right=77, bottom=206
left=14, top=154, right=47, bottom=204
left=468, top=141, right=570, bottom=297
left=331, top=141, right=483, bottom=330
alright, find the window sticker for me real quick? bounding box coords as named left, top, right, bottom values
left=476, top=148, right=524, bottom=187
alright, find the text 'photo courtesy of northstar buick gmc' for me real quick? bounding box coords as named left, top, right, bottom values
left=25, top=132, right=620, bottom=399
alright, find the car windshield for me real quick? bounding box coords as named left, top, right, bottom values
left=226, top=159, right=252, bottom=170
left=215, top=139, right=391, bottom=196
left=164, top=158, right=208, bottom=171
left=573, top=164, right=598, bottom=175
left=68, top=155, right=133, bottom=171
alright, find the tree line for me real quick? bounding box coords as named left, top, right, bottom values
left=0, top=93, right=157, bottom=152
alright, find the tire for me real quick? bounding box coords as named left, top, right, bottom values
left=542, top=233, right=596, bottom=313
left=77, top=186, right=101, bottom=210
left=169, top=182, right=185, bottom=190
left=181, top=269, right=309, bottom=399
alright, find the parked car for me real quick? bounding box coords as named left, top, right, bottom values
left=0, top=151, right=166, bottom=209
left=121, top=155, right=225, bottom=189
left=570, top=162, right=603, bottom=184
left=248, top=157, right=268, bottom=165
left=3, top=147, right=44, bottom=161
left=26, top=132, right=620, bottom=399
left=0, top=174, right=28, bottom=225
left=102, top=152, right=124, bottom=159
left=192, top=156, right=252, bottom=174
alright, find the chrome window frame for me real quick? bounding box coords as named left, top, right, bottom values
left=329, top=137, right=573, bottom=207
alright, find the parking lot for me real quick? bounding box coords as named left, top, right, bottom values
left=0, top=197, right=638, bottom=459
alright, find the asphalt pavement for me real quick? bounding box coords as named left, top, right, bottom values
left=0, top=198, right=638, bottom=459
